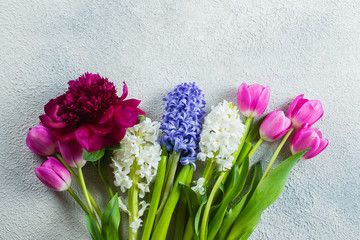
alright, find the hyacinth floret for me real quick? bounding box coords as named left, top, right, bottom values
left=160, top=82, right=206, bottom=167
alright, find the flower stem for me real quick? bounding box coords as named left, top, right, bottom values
left=235, top=117, right=253, bottom=165
left=155, top=151, right=181, bottom=225
left=151, top=165, right=192, bottom=240
left=248, top=138, right=263, bottom=158
left=78, top=167, right=96, bottom=220
left=261, top=128, right=294, bottom=181
left=200, top=172, right=226, bottom=240
left=56, top=154, right=102, bottom=219
left=67, top=188, right=89, bottom=213
left=183, top=218, right=194, bottom=240
left=98, top=158, right=114, bottom=199
left=141, top=153, right=167, bottom=240
left=128, top=158, right=140, bottom=240
left=202, top=158, right=216, bottom=185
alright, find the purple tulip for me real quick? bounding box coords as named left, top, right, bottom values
left=260, top=110, right=292, bottom=142
left=58, top=140, right=86, bottom=168
left=291, top=127, right=328, bottom=160
left=26, top=123, right=57, bottom=155
left=287, top=94, right=323, bottom=129
left=237, top=83, right=270, bottom=118
left=35, top=157, right=72, bottom=191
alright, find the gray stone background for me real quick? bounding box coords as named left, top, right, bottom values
left=1, top=0, right=360, bottom=239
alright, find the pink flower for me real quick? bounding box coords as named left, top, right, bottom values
left=291, top=127, right=328, bottom=159
left=58, top=140, right=86, bottom=168
left=40, top=73, right=145, bottom=152
left=35, top=157, right=72, bottom=191
left=26, top=123, right=57, bottom=155
left=260, top=110, right=292, bottom=142
left=287, top=94, right=323, bottom=129
left=237, top=83, right=270, bottom=118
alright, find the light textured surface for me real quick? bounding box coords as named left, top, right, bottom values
left=1, top=0, right=360, bottom=239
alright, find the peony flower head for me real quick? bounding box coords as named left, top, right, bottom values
left=160, top=82, right=206, bottom=167
left=197, top=100, right=246, bottom=171
left=40, top=73, right=145, bottom=152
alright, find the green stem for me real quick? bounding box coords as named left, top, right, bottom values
left=202, top=158, right=216, bottom=184
left=155, top=151, right=181, bottom=225
left=248, top=138, right=263, bottom=158
left=78, top=167, right=95, bottom=218
left=98, top=158, right=114, bottom=198
left=141, top=153, right=168, bottom=240
left=151, top=165, right=192, bottom=240
left=200, top=172, right=226, bottom=240
left=56, top=154, right=102, bottom=218
left=261, top=128, right=294, bottom=181
left=67, top=188, right=89, bottom=213
left=174, top=169, right=193, bottom=240
left=128, top=158, right=140, bottom=240
left=183, top=218, right=193, bottom=240
left=236, top=117, right=253, bottom=165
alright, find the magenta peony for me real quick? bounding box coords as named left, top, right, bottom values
left=40, top=73, right=145, bottom=152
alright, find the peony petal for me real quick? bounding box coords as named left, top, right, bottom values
left=89, top=121, right=113, bottom=136
left=121, top=99, right=142, bottom=108
left=104, top=126, right=126, bottom=146
left=40, top=114, right=67, bottom=129
left=118, top=81, right=128, bottom=102
left=98, top=106, right=114, bottom=124
left=113, top=104, right=143, bottom=128
left=74, top=125, right=104, bottom=152
left=44, top=98, right=62, bottom=121
left=52, top=125, right=76, bottom=142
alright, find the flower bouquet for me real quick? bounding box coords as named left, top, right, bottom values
left=27, top=73, right=328, bottom=240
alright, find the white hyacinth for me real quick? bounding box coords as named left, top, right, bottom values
left=191, top=177, right=206, bottom=195
left=197, top=100, right=246, bottom=171
left=111, top=117, right=162, bottom=233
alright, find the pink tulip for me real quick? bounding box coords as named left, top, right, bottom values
left=35, top=157, right=71, bottom=191
left=237, top=83, right=270, bottom=118
left=58, top=140, right=86, bottom=168
left=291, top=127, right=328, bottom=159
left=26, top=123, right=57, bottom=155
left=287, top=94, right=323, bottom=129
left=260, top=110, right=292, bottom=142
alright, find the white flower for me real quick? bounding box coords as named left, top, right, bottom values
left=198, top=100, right=246, bottom=171
left=111, top=117, right=162, bottom=226
left=191, top=177, right=206, bottom=195
left=118, top=196, right=129, bottom=213
left=130, top=217, right=143, bottom=234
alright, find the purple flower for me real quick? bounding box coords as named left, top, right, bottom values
left=160, top=83, right=206, bottom=167
left=26, top=123, right=57, bottom=155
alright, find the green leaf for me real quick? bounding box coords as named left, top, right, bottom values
left=227, top=149, right=309, bottom=240
left=138, top=114, right=146, bottom=123
left=104, top=143, right=121, bottom=150
left=217, top=162, right=262, bottom=240
left=236, top=141, right=253, bottom=166
left=101, top=193, right=120, bottom=240
left=85, top=213, right=104, bottom=240
left=83, top=148, right=105, bottom=162
left=207, top=158, right=249, bottom=240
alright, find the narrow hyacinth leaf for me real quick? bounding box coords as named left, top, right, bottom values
left=101, top=193, right=120, bottom=240
left=246, top=117, right=265, bottom=143
left=217, top=162, right=262, bottom=240
left=83, top=148, right=105, bottom=162
left=85, top=213, right=104, bottom=240
left=227, top=149, right=308, bottom=240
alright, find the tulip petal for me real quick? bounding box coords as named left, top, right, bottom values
left=58, top=141, right=86, bottom=168
left=44, top=157, right=72, bottom=183
left=26, top=124, right=56, bottom=155
left=237, top=83, right=251, bottom=117
left=287, top=94, right=304, bottom=118
left=75, top=125, right=104, bottom=152
left=253, top=86, right=270, bottom=117
left=35, top=167, right=69, bottom=191
left=248, top=84, right=263, bottom=110
left=306, top=138, right=328, bottom=159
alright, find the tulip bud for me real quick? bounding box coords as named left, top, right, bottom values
left=260, top=110, right=292, bottom=142
left=291, top=127, right=328, bottom=159
left=237, top=83, right=270, bottom=118
left=26, top=123, right=57, bottom=155
left=35, top=157, right=71, bottom=191
left=287, top=94, right=323, bottom=129
left=58, top=140, right=86, bottom=168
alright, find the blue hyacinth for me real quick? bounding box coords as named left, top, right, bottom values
left=160, top=82, right=206, bottom=167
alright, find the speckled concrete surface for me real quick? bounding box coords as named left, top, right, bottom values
left=1, top=0, right=360, bottom=239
